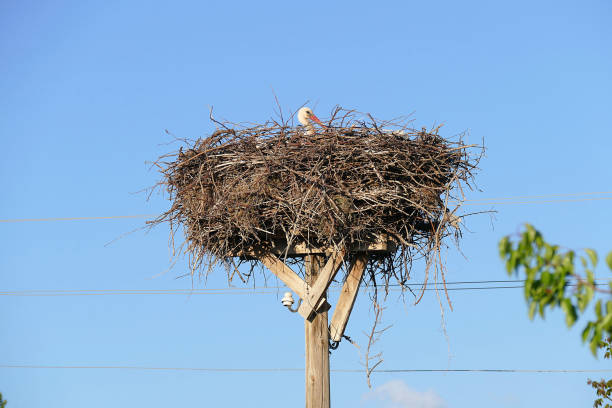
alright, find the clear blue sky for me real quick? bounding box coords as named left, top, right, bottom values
left=1, top=1, right=611, bottom=407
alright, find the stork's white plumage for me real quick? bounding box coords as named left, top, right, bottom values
left=297, top=107, right=323, bottom=135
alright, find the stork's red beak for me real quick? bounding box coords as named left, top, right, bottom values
left=310, top=114, right=323, bottom=125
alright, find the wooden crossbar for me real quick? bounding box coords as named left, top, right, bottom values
left=329, top=254, right=367, bottom=342
left=260, top=255, right=309, bottom=300
left=297, top=250, right=345, bottom=320
left=231, top=236, right=395, bottom=258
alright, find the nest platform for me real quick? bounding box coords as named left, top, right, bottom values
left=153, top=108, right=480, bottom=282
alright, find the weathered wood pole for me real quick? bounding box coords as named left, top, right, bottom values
left=304, top=254, right=330, bottom=408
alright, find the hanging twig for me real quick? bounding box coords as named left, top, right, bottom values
left=363, top=300, right=391, bottom=388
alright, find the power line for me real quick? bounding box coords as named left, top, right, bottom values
left=1, top=279, right=528, bottom=292
left=1, top=191, right=611, bottom=223
left=0, top=279, right=527, bottom=296
left=0, top=286, right=567, bottom=296
left=453, top=190, right=612, bottom=203
left=0, top=364, right=608, bottom=374
left=0, top=280, right=603, bottom=297
left=0, top=214, right=156, bottom=223
left=456, top=197, right=612, bottom=206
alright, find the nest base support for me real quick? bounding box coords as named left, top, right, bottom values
left=297, top=249, right=345, bottom=321
left=258, top=247, right=373, bottom=408
left=329, top=254, right=367, bottom=342
left=260, top=250, right=345, bottom=320
left=259, top=254, right=309, bottom=300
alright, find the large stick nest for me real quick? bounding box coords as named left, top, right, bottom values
left=152, top=108, right=481, bottom=284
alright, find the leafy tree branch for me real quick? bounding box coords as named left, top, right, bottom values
left=589, top=338, right=612, bottom=408
left=499, top=224, right=612, bottom=355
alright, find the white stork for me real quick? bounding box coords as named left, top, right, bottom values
left=297, top=107, right=323, bottom=135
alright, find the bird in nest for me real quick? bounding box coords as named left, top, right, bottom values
left=297, top=107, right=324, bottom=135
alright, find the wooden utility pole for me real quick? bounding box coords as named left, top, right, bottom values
left=304, top=254, right=330, bottom=408
left=236, top=239, right=393, bottom=408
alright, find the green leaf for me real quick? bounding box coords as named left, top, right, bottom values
left=508, top=252, right=519, bottom=275
left=561, top=298, right=577, bottom=327
left=585, top=248, right=598, bottom=267
left=591, top=327, right=603, bottom=356
left=498, top=236, right=510, bottom=259
left=587, top=283, right=595, bottom=301
left=587, top=269, right=595, bottom=285
left=583, top=323, right=594, bottom=343
left=562, top=252, right=574, bottom=271
left=606, top=251, right=612, bottom=271
left=528, top=302, right=537, bottom=320
left=544, top=244, right=554, bottom=262
left=596, top=300, right=603, bottom=319
left=525, top=224, right=535, bottom=241
left=578, top=293, right=589, bottom=313
left=600, top=308, right=612, bottom=330
left=541, top=271, right=551, bottom=286
left=538, top=299, right=546, bottom=318
left=591, top=336, right=600, bottom=356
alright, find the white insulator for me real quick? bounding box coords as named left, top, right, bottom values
left=281, top=292, right=295, bottom=307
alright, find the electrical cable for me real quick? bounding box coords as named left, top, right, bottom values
left=0, top=214, right=156, bottom=223
left=0, top=280, right=604, bottom=297
left=451, top=190, right=612, bottom=203
left=0, top=364, right=609, bottom=374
